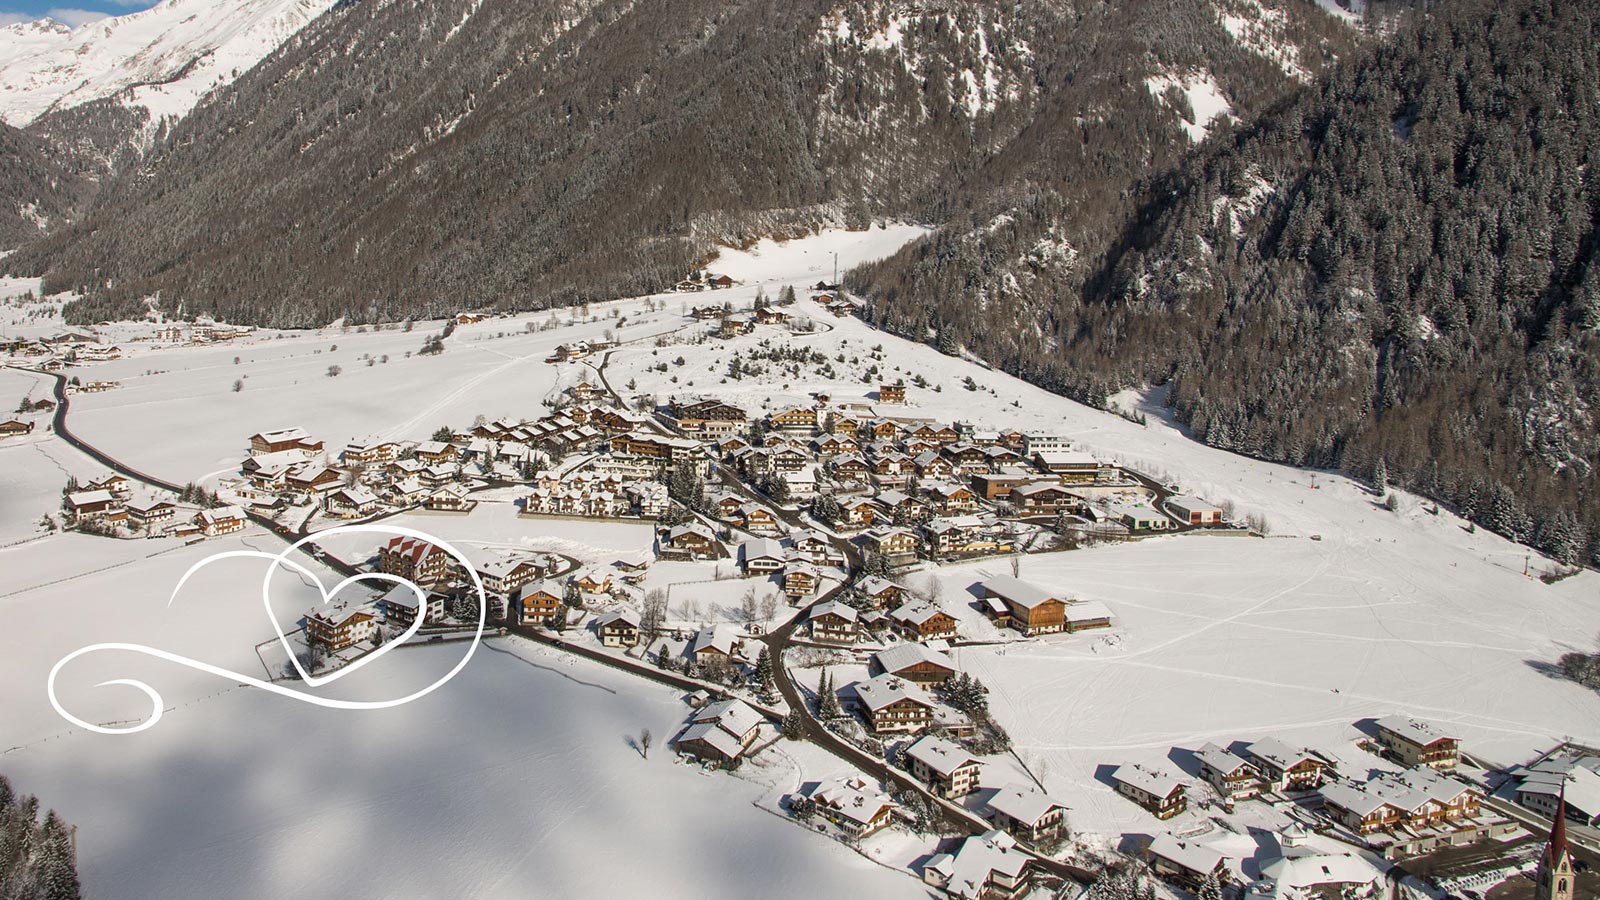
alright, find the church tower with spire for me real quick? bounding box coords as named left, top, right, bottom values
left=1537, top=791, right=1577, bottom=900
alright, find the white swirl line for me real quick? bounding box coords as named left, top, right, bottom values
left=47, top=524, right=487, bottom=735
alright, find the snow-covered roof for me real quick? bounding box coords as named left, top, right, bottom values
left=890, top=600, right=949, bottom=625
left=688, top=624, right=746, bottom=658
left=849, top=673, right=934, bottom=713
left=1374, top=715, right=1455, bottom=747
left=331, top=486, right=379, bottom=505
left=927, top=830, right=1031, bottom=900
left=597, top=607, right=641, bottom=629
left=1065, top=601, right=1113, bottom=624
left=1258, top=850, right=1382, bottom=893
left=66, top=489, right=114, bottom=506
left=1148, top=833, right=1226, bottom=875
left=873, top=642, right=954, bottom=676
left=904, top=735, right=981, bottom=777
left=1246, top=738, right=1321, bottom=772
left=858, top=575, right=902, bottom=596
left=986, top=782, right=1066, bottom=826
left=740, top=537, right=785, bottom=561
left=1195, top=742, right=1252, bottom=776
left=805, top=774, right=895, bottom=827
left=982, top=575, right=1063, bottom=610
left=690, top=698, right=763, bottom=737
left=380, top=584, right=430, bottom=611
left=675, top=720, right=745, bottom=759
left=809, top=600, right=858, bottom=623
left=1112, top=764, right=1184, bottom=798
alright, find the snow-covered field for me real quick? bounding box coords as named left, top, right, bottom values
left=4, top=224, right=1600, bottom=897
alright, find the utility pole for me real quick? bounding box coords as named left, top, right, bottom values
left=832, top=252, right=838, bottom=287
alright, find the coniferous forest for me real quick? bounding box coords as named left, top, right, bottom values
left=0, top=776, right=81, bottom=900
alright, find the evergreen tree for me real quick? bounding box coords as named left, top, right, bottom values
left=781, top=709, right=804, bottom=740
left=755, top=646, right=774, bottom=690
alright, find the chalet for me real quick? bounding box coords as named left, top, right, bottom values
left=568, top=381, right=603, bottom=402
left=454, top=312, right=488, bottom=324
left=891, top=601, right=959, bottom=641
left=913, top=451, right=956, bottom=479
left=921, top=830, right=1037, bottom=900
left=343, top=439, right=403, bottom=466
left=1195, top=742, right=1263, bottom=802
left=1373, top=716, right=1460, bottom=770
left=784, top=562, right=821, bottom=599
left=626, top=481, right=670, bottom=517
left=304, top=609, right=376, bottom=651
left=381, top=584, right=445, bottom=629
left=1245, top=738, right=1332, bottom=793
left=859, top=527, right=920, bottom=565
left=687, top=625, right=748, bottom=667
left=803, top=775, right=898, bottom=838
left=413, top=441, right=458, bottom=465
left=1146, top=834, right=1230, bottom=890
left=755, top=307, right=790, bottom=326
left=791, top=529, right=846, bottom=565
left=1515, top=757, right=1600, bottom=825
left=871, top=642, right=955, bottom=686
left=1111, top=765, right=1189, bottom=819
left=718, top=314, right=755, bottom=338
left=1114, top=501, right=1171, bottom=532
left=847, top=577, right=899, bottom=611
left=127, top=501, right=176, bottom=526
left=981, top=575, right=1068, bottom=636
left=739, top=503, right=781, bottom=535
left=250, top=428, right=324, bottom=456
left=552, top=342, right=590, bottom=361
left=423, top=484, right=477, bottom=513
left=0, top=419, right=35, bottom=437
left=985, top=783, right=1069, bottom=844
left=871, top=451, right=912, bottom=484
left=879, top=382, right=907, bottom=404
left=813, top=434, right=852, bottom=456
left=674, top=698, right=762, bottom=764
left=769, top=405, right=818, bottom=433
left=516, top=580, right=566, bottom=625
left=287, top=464, right=344, bottom=496
left=925, top=482, right=978, bottom=514
left=864, top=419, right=901, bottom=441
left=610, top=431, right=701, bottom=464
left=662, top=523, right=721, bottom=560
left=839, top=497, right=878, bottom=527
left=708, top=274, right=735, bottom=288
left=596, top=608, right=642, bottom=648
left=1167, top=495, right=1225, bottom=526
left=808, top=601, right=859, bottom=644
left=380, top=536, right=455, bottom=586
left=388, top=477, right=429, bottom=507
left=326, top=486, right=381, bottom=519
left=982, top=446, right=1024, bottom=468
left=1009, top=482, right=1082, bottom=514
left=828, top=412, right=862, bottom=436
left=740, top=538, right=787, bottom=575
left=84, top=474, right=130, bottom=497
left=197, top=506, right=246, bottom=536
left=711, top=492, right=745, bottom=519
left=905, top=735, right=983, bottom=798
left=571, top=567, right=613, bottom=594
left=924, top=516, right=999, bottom=557
left=690, top=305, right=723, bottom=319
left=473, top=555, right=545, bottom=597
left=671, top=399, right=747, bottom=436
left=66, top=490, right=123, bottom=523
left=847, top=674, right=935, bottom=734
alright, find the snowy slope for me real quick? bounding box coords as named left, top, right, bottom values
left=0, top=0, right=336, bottom=127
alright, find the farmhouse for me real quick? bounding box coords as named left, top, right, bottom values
left=662, top=523, right=721, bottom=559
left=905, top=735, right=984, bottom=798
left=127, top=501, right=176, bottom=526
left=1146, top=834, right=1230, bottom=889
left=65, top=490, right=123, bottom=523
left=982, top=575, right=1068, bottom=636
left=985, top=783, right=1069, bottom=844
left=803, top=775, right=898, bottom=838
left=381, top=584, right=446, bottom=629
left=1111, top=765, right=1189, bottom=819
left=921, top=830, right=1038, bottom=900
left=197, top=505, right=247, bottom=536
left=890, top=600, right=959, bottom=641
left=808, top=601, right=858, bottom=644
left=871, top=642, right=956, bottom=687
left=846, top=674, right=935, bottom=734
left=1245, top=739, right=1332, bottom=792
left=304, top=608, right=376, bottom=651
left=674, top=698, right=763, bottom=764
left=250, top=428, right=324, bottom=456
left=0, top=419, right=34, bottom=437
left=1373, top=716, right=1460, bottom=770
left=326, top=487, right=381, bottom=518
left=516, top=580, right=566, bottom=625
left=596, top=608, right=642, bottom=648
left=1195, top=742, right=1263, bottom=802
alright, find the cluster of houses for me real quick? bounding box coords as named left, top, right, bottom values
left=2, top=331, right=122, bottom=369
left=61, top=472, right=246, bottom=538
left=1119, top=713, right=1507, bottom=898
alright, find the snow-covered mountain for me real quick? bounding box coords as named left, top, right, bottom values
left=0, top=0, right=336, bottom=127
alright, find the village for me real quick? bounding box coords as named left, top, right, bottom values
left=3, top=238, right=1596, bottom=900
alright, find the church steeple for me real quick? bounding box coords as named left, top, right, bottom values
left=1538, top=789, right=1576, bottom=900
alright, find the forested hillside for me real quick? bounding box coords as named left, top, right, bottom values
left=3, top=0, right=1353, bottom=325
left=851, top=0, right=1600, bottom=565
